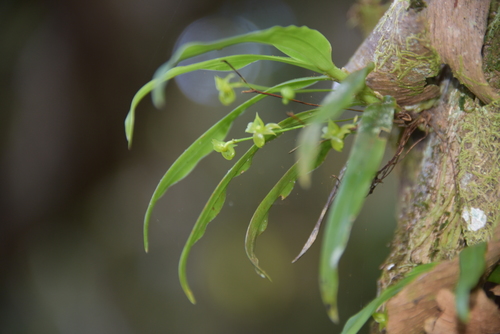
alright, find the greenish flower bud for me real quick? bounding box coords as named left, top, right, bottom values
left=321, top=120, right=356, bottom=152
left=280, top=86, right=295, bottom=105
left=214, top=74, right=236, bottom=106
left=212, top=139, right=237, bottom=160
left=245, top=113, right=281, bottom=148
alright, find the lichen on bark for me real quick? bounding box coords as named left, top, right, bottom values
left=344, top=0, right=500, bottom=332
left=457, top=100, right=500, bottom=244
left=379, top=87, right=500, bottom=292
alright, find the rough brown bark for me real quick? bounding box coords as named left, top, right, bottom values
left=345, top=0, right=500, bottom=332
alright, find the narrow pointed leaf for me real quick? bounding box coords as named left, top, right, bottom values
left=319, top=96, right=395, bottom=323
left=152, top=25, right=346, bottom=107
left=297, top=65, right=373, bottom=187
left=456, top=242, right=487, bottom=322
left=125, top=54, right=319, bottom=148
left=179, top=146, right=257, bottom=304
left=143, top=76, right=328, bottom=252
left=340, top=263, right=436, bottom=334
left=245, top=141, right=332, bottom=280
left=179, top=108, right=321, bottom=303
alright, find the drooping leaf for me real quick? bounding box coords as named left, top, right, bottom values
left=179, top=108, right=321, bottom=303
left=456, top=242, right=487, bottom=322
left=340, top=263, right=436, bottom=334
left=319, top=96, right=396, bottom=323
left=125, top=54, right=320, bottom=147
left=152, top=25, right=346, bottom=107
left=296, top=65, right=374, bottom=187
left=142, top=76, right=329, bottom=253
left=245, top=140, right=332, bottom=280
left=179, top=145, right=257, bottom=304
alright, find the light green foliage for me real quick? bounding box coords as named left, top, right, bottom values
left=179, top=144, right=257, bottom=304
left=245, top=113, right=281, bottom=148
left=179, top=109, right=321, bottom=303
left=245, top=141, right=332, bottom=280
left=319, top=96, right=395, bottom=323
left=296, top=65, right=374, bottom=188
left=125, top=24, right=394, bottom=329
left=150, top=25, right=346, bottom=108
left=125, top=54, right=323, bottom=148
left=456, top=242, right=487, bottom=322
left=141, top=76, right=327, bottom=252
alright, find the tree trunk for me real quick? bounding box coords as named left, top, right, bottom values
left=346, top=0, right=500, bottom=332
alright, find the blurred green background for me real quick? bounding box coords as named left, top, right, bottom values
left=1, top=0, right=397, bottom=333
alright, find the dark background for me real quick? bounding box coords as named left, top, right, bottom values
left=1, top=0, right=397, bottom=333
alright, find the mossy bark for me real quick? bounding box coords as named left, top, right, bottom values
left=379, top=86, right=500, bottom=292
left=346, top=0, right=500, bottom=332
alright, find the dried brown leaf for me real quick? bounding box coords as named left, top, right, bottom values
left=490, top=284, right=500, bottom=296
left=424, top=289, right=500, bottom=334
left=385, top=224, right=500, bottom=333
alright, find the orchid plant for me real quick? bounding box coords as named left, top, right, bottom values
left=125, top=24, right=487, bottom=333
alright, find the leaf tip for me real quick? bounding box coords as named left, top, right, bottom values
left=143, top=211, right=152, bottom=254
left=326, top=303, right=340, bottom=324
left=298, top=174, right=312, bottom=189
left=143, top=234, right=149, bottom=253
left=254, top=267, right=272, bottom=282
left=124, top=110, right=134, bottom=149
left=186, top=290, right=197, bottom=305
left=291, top=248, right=307, bottom=263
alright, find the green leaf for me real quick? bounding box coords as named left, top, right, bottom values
left=456, top=242, right=487, bottom=322
left=245, top=141, right=332, bottom=280
left=142, top=76, right=328, bottom=253
left=487, top=264, right=500, bottom=284
left=152, top=25, right=346, bottom=107
left=319, top=96, right=395, bottom=323
left=179, top=108, right=321, bottom=303
left=179, top=146, right=256, bottom=304
left=340, top=263, right=436, bottom=334
left=125, top=54, right=320, bottom=148
left=296, top=65, right=374, bottom=187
